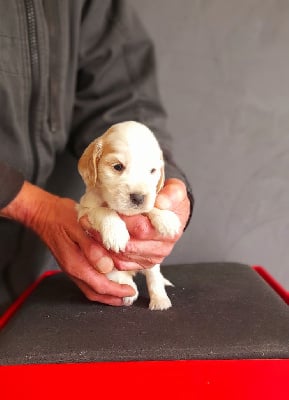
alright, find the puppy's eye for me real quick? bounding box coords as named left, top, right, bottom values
left=113, top=163, right=125, bottom=172
left=151, top=168, right=156, bottom=174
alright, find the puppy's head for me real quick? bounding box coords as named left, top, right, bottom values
left=78, top=121, right=165, bottom=215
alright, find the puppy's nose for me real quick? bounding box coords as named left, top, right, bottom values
left=130, top=193, right=145, bottom=206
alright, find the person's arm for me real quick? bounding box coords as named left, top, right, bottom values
left=0, top=0, right=192, bottom=306
left=0, top=173, right=135, bottom=305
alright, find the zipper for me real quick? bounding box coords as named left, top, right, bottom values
left=24, top=0, right=40, bottom=184
left=43, top=0, right=60, bottom=134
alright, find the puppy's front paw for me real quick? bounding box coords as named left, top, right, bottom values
left=123, top=286, right=139, bottom=306
left=148, top=209, right=181, bottom=238
left=107, top=269, right=139, bottom=306
left=149, top=295, right=172, bottom=311
left=100, top=217, right=130, bottom=252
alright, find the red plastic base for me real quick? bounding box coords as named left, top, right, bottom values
left=1, top=359, right=289, bottom=399
left=1, top=266, right=289, bottom=399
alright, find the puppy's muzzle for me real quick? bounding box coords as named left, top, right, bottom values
left=130, top=193, right=145, bottom=206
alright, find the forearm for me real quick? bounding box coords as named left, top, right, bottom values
left=1, top=179, right=135, bottom=304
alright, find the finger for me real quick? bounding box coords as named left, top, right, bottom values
left=125, top=239, right=174, bottom=259
left=156, top=179, right=191, bottom=228
left=82, top=240, right=114, bottom=273
left=120, top=214, right=157, bottom=240
left=88, top=272, right=136, bottom=298
left=71, top=277, right=124, bottom=306
left=112, top=258, right=144, bottom=271
left=79, top=215, right=93, bottom=232
left=114, top=258, right=156, bottom=270
left=112, top=239, right=173, bottom=270
left=72, top=219, right=114, bottom=273
left=53, top=236, right=135, bottom=299
left=121, top=179, right=188, bottom=240
left=116, top=254, right=163, bottom=269
left=73, top=262, right=135, bottom=298
left=155, top=179, right=187, bottom=210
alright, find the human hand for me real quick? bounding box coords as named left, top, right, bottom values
left=0, top=181, right=135, bottom=306
left=80, top=178, right=191, bottom=271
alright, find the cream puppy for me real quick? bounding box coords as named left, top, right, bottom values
left=77, top=121, right=180, bottom=310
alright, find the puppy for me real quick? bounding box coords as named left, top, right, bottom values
left=77, top=121, right=180, bottom=310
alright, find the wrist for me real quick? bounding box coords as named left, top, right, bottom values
left=0, top=181, right=57, bottom=230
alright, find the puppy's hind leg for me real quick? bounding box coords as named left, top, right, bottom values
left=107, top=269, right=139, bottom=306
left=143, top=265, right=173, bottom=310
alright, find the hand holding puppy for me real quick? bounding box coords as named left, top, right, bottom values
left=81, top=178, right=190, bottom=271
left=116, top=178, right=190, bottom=271
left=0, top=181, right=135, bottom=306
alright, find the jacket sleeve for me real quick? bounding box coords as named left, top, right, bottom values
left=0, top=162, right=24, bottom=209
left=68, top=0, right=194, bottom=225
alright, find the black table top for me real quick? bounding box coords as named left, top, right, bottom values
left=1, top=263, right=289, bottom=365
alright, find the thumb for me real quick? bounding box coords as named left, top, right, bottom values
left=155, top=179, right=187, bottom=210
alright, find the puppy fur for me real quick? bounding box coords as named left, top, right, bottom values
left=77, top=121, right=180, bottom=310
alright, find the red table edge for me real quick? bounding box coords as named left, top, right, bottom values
left=253, top=265, right=289, bottom=304
left=1, top=266, right=289, bottom=397
left=0, top=266, right=288, bottom=329
left=0, top=270, right=60, bottom=329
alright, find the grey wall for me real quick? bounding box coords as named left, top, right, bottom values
left=131, top=0, right=289, bottom=288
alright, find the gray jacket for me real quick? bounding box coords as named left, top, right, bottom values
left=0, top=0, right=193, bottom=215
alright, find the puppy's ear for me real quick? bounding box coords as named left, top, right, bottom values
left=78, top=138, right=102, bottom=189
left=156, top=152, right=165, bottom=193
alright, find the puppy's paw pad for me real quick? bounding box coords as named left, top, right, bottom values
left=150, top=210, right=181, bottom=238
left=149, top=296, right=172, bottom=311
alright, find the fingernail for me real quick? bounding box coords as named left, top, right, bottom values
left=96, top=257, right=114, bottom=273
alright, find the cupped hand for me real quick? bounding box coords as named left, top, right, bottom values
left=80, top=178, right=191, bottom=271
left=1, top=181, right=135, bottom=306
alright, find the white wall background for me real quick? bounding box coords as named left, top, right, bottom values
left=131, top=0, right=289, bottom=288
